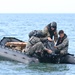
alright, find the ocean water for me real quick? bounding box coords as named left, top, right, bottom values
left=0, top=14, right=75, bottom=75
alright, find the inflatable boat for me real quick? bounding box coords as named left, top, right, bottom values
left=0, top=37, right=75, bottom=64
left=0, top=37, right=39, bottom=64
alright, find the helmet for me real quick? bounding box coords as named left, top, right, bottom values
left=51, top=22, right=57, bottom=29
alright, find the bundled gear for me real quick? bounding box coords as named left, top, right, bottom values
left=29, top=30, right=46, bottom=38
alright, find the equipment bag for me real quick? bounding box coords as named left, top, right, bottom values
left=29, top=30, right=46, bottom=38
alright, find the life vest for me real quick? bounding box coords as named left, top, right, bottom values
left=56, top=34, right=67, bottom=45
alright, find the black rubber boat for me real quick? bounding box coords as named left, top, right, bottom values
left=0, top=37, right=39, bottom=64
left=0, top=37, right=75, bottom=64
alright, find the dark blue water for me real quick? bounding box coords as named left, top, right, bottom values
left=0, top=14, right=75, bottom=75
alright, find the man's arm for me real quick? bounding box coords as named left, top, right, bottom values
left=56, top=38, right=69, bottom=50
left=54, top=31, right=58, bottom=42
left=40, top=37, right=48, bottom=42
left=42, top=27, right=53, bottom=41
left=42, top=27, right=50, bottom=37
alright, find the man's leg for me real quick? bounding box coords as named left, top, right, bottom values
left=60, top=50, right=67, bottom=55
left=29, top=42, right=45, bottom=55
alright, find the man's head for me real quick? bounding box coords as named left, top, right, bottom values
left=51, top=22, right=57, bottom=31
left=59, top=30, right=64, bottom=38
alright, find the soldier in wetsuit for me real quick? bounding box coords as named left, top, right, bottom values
left=54, top=30, right=69, bottom=55
left=25, top=36, right=52, bottom=56
left=42, top=21, right=58, bottom=42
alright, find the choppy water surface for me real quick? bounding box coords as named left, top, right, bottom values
left=0, top=14, right=75, bottom=75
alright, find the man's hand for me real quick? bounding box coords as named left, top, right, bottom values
left=48, top=37, right=53, bottom=42
left=45, top=48, right=53, bottom=54
left=47, top=50, right=52, bottom=54
left=54, top=46, right=58, bottom=48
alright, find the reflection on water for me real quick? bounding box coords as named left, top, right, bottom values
left=0, top=61, right=70, bottom=75
left=27, top=63, right=69, bottom=72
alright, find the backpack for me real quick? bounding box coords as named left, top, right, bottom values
left=29, top=30, right=46, bottom=38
